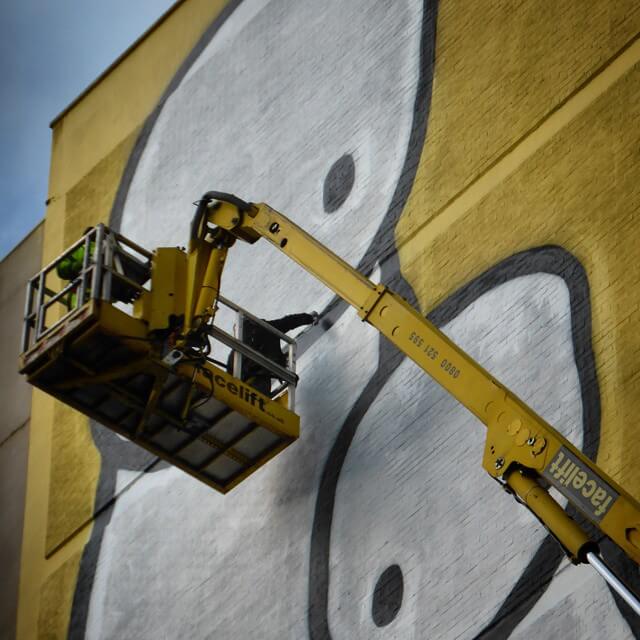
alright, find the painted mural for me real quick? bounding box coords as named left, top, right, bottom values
left=18, top=0, right=640, bottom=638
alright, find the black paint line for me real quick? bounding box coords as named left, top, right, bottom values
left=298, top=0, right=440, bottom=351
left=468, top=248, right=638, bottom=639
left=477, top=536, right=640, bottom=640
left=308, top=336, right=405, bottom=640
left=108, top=0, right=437, bottom=637
left=109, top=0, right=244, bottom=231
left=112, top=0, right=437, bottom=357
left=68, top=454, right=167, bottom=640
left=67, top=499, right=114, bottom=640
left=599, top=538, right=640, bottom=638
left=70, top=4, right=247, bottom=637
left=352, top=0, right=438, bottom=287
left=98, top=0, right=247, bottom=477
left=427, top=246, right=600, bottom=462
left=102, top=0, right=437, bottom=496
left=91, top=0, right=248, bottom=491
left=308, top=1, right=438, bottom=635
left=473, top=535, right=566, bottom=640
left=78, top=0, right=636, bottom=635
left=307, top=245, right=607, bottom=640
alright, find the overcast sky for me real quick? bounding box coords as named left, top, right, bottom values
left=0, top=0, right=177, bottom=260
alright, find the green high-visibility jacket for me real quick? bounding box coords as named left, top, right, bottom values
left=56, top=241, right=95, bottom=309
left=56, top=242, right=95, bottom=280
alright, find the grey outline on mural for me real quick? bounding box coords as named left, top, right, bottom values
left=72, top=1, right=438, bottom=635
left=69, top=2, right=245, bottom=636
left=308, top=244, right=640, bottom=639
left=68, top=0, right=640, bottom=637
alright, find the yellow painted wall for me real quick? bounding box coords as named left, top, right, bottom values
left=398, top=3, right=640, bottom=492
left=18, top=2, right=232, bottom=638
left=18, top=0, right=640, bottom=638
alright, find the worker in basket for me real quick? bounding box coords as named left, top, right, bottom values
left=56, top=228, right=147, bottom=309
left=228, top=312, right=318, bottom=396
left=56, top=228, right=95, bottom=309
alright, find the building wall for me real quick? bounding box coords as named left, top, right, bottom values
left=17, top=1, right=640, bottom=638
left=0, top=222, right=43, bottom=640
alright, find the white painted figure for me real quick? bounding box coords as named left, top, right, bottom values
left=78, top=1, right=635, bottom=638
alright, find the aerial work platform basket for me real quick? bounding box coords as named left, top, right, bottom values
left=19, top=225, right=300, bottom=493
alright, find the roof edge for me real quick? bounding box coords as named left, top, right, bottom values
left=0, top=219, right=45, bottom=265
left=50, top=0, right=185, bottom=129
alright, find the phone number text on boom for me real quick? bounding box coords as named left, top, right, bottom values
left=409, top=331, right=461, bottom=379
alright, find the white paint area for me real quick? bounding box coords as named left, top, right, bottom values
left=119, top=0, right=423, bottom=318
left=512, top=559, right=633, bottom=639
left=87, top=0, right=426, bottom=635
left=85, top=306, right=380, bottom=639
left=85, top=0, right=633, bottom=635
left=326, top=274, right=607, bottom=639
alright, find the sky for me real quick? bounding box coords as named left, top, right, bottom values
left=0, top=0, right=177, bottom=260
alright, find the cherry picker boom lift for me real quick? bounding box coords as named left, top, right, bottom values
left=19, top=192, right=640, bottom=613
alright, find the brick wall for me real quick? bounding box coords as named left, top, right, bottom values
left=17, top=1, right=640, bottom=638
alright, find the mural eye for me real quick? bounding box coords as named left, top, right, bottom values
left=371, top=563, right=403, bottom=627
left=323, top=153, right=356, bottom=213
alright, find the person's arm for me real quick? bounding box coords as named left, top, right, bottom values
left=268, top=313, right=316, bottom=333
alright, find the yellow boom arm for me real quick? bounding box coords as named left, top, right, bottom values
left=200, top=192, right=640, bottom=569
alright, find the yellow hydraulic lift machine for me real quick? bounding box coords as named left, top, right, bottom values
left=19, top=191, right=640, bottom=613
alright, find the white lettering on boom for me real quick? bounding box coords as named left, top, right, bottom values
left=543, top=447, right=618, bottom=523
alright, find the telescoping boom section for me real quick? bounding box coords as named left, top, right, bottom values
left=194, top=192, right=640, bottom=611
left=19, top=191, right=640, bottom=612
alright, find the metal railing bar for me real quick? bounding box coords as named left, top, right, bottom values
left=77, top=233, right=92, bottom=305
left=21, top=282, right=35, bottom=352
left=207, top=325, right=298, bottom=386
left=217, top=295, right=295, bottom=344
left=287, top=341, right=297, bottom=375
left=41, top=274, right=91, bottom=310
left=110, top=244, right=151, bottom=271
left=92, top=225, right=105, bottom=300
left=104, top=235, right=115, bottom=301
left=286, top=341, right=297, bottom=410
left=100, top=267, right=147, bottom=293
left=31, top=305, right=90, bottom=345
left=28, top=281, right=58, bottom=298
left=232, top=311, right=244, bottom=378
left=110, top=230, right=154, bottom=260
left=35, top=271, right=46, bottom=338
left=35, top=233, right=91, bottom=277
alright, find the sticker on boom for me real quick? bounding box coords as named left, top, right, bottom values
left=542, top=446, right=618, bottom=522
